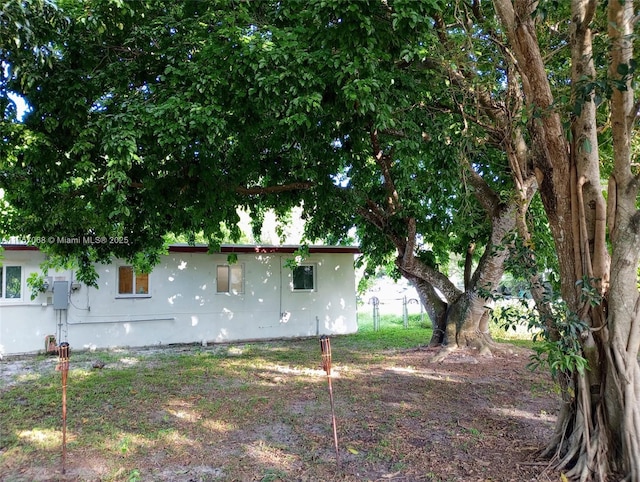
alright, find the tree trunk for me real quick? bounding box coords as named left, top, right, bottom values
left=397, top=197, right=519, bottom=357
left=405, top=274, right=448, bottom=346
left=493, top=0, right=640, bottom=479
left=443, top=289, right=492, bottom=352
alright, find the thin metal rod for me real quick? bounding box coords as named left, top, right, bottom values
left=327, top=374, right=340, bottom=466
left=58, top=343, right=70, bottom=475
left=320, top=336, right=340, bottom=467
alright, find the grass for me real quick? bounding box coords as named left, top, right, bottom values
left=0, top=313, right=541, bottom=481
left=351, top=313, right=433, bottom=351
left=356, top=311, right=538, bottom=350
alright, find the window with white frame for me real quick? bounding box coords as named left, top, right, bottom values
left=117, top=266, right=150, bottom=296
left=216, top=264, right=244, bottom=294
left=292, top=264, right=315, bottom=291
left=0, top=265, right=22, bottom=299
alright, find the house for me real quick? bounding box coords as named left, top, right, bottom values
left=0, top=244, right=360, bottom=356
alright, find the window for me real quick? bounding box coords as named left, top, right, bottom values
left=118, top=266, right=149, bottom=296
left=0, top=265, right=22, bottom=299
left=292, top=265, right=315, bottom=291
left=217, top=264, right=244, bottom=294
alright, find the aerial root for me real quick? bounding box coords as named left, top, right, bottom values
left=539, top=402, right=572, bottom=460
left=429, top=344, right=458, bottom=364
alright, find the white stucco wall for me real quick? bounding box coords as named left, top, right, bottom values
left=0, top=247, right=358, bottom=356
left=0, top=249, right=68, bottom=356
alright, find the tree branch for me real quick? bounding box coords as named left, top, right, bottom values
left=356, top=201, right=406, bottom=251
left=460, top=156, right=502, bottom=216
left=628, top=98, right=640, bottom=129
left=94, top=180, right=314, bottom=197
left=357, top=200, right=388, bottom=231
left=403, top=217, right=417, bottom=265
left=370, top=128, right=402, bottom=215
left=397, top=255, right=462, bottom=304
left=235, top=182, right=313, bottom=195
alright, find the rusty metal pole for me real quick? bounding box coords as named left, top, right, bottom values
left=57, top=342, right=70, bottom=474
left=320, top=335, right=340, bottom=467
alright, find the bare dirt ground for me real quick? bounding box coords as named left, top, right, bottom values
left=0, top=342, right=562, bottom=481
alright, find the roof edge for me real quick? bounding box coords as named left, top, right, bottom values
left=171, top=245, right=361, bottom=254
left=1, top=243, right=360, bottom=254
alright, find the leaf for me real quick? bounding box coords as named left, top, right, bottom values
left=347, top=446, right=359, bottom=454
left=617, top=62, right=629, bottom=76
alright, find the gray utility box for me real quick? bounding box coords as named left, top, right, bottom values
left=53, top=281, right=69, bottom=309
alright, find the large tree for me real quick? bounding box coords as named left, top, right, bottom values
left=0, top=0, right=533, bottom=354
left=260, top=1, right=539, bottom=352
left=490, top=0, right=639, bottom=479
left=420, top=0, right=640, bottom=477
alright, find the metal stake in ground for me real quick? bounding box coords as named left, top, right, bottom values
left=320, top=335, right=340, bottom=467
left=57, top=342, right=70, bottom=474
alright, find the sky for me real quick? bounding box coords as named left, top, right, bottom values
left=8, top=92, right=29, bottom=120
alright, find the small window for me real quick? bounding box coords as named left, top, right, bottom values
left=1, top=265, right=22, bottom=299
left=292, top=265, right=315, bottom=291
left=118, top=266, right=149, bottom=296
left=217, top=264, right=244, bottom=294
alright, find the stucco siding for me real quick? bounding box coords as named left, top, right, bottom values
left=0, top=247, right=358, bottom=356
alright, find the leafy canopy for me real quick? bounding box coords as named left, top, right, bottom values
left=1, top=0, right=519, bottom=286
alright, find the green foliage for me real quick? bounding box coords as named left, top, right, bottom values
left=491, top=301, right=535, bottom=333
left=283, top=244, right=310, bottom=270
left=527, top=302, right=590, bottom=378
left=4, top=2, right=345, bottom=274
left=0, top=0, right=512, bottom=286
left=489, top=282, right=589, bottom=379
left=576, top=275, right=603, bottom=308
left=26, top=271, right=47, bottom=300
left=487, top=220, right=591, bottom=380
left=127, top=469, right=141, bottom=482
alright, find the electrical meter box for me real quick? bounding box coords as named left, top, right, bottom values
left=53, top=281, right=69, bottom=309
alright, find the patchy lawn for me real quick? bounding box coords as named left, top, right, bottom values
left=1, top=328, right=561, bottom=481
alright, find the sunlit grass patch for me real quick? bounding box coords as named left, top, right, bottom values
left=14, top=372, right=43, bottom=383
left=17, top=428, right=65, bottom=449
left=200, top=418, right=237, bottom=433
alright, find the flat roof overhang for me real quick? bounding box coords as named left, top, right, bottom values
left=1, top=243, right=360, bottom=254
